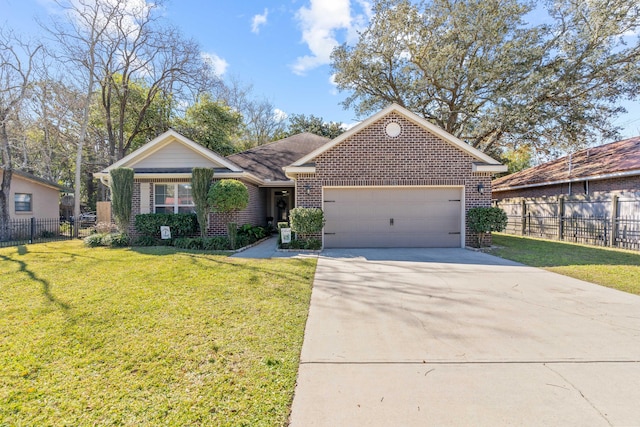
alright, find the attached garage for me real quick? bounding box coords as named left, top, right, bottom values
left=284, top=104, right=508, bottom=248
left=323, top=187, right=463, bottom=248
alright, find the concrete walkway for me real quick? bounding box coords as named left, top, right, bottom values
left=289, top=248, right=640, bottom=426
left=231, top=236, right=319, bottom=259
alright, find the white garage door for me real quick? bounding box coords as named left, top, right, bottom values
left=323, top=187, right=462, bottom=248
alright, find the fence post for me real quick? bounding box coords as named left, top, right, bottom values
left=558, top=196, right=565, bottom=241
left=610, top=195, right=619, bottom=247
left=520, top=199, right=526, bottom=235
left=30, top=217, right=35, bottom=244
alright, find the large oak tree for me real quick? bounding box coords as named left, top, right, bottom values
left=331, top=0, right=640, bottom=157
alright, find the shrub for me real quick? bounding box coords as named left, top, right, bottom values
left=110, top=168, right=134, bottom=234
left=84, top=233, right=109, bottom=247
left=237, top=224, right=267, bottom=243
left=40, top=230, right=56, bottom=238
left=281, top=238, right=322, bottom=250
left=203, top=236, right=230, bottom=251
left=109, top=233, right=130, bottom=247
left=134, top=213, right=198, bottom=238
left=208, top=179, right=249, bottom=250
left=289, top=208, right=325, bottom=236
left=192, top=168, right=214, bottom=238
left=466, top=207, right=508, bottom=247
left=133, top=235, right=158, bottom=246
left=207, top=179, right=249, bottom=213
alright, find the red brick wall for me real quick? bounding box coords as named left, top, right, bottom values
left=296, top=112, right=494, bottom=247
left=131, top=177, right=265, bottom=238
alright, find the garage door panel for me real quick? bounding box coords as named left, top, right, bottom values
left=323, top=187, right=462, bottom=248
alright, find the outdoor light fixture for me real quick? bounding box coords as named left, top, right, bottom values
left=477, top=183, right=485, bottom=194
left=304, top=185, right=311, bottom=195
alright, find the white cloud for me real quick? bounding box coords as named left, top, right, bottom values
left=201, top=52, right=229, bottom=76
left=274, top=108, right=288, bottom=122
left=292, top=0, right=371, bottom=75
left=252, top=8, right=269, bottom=34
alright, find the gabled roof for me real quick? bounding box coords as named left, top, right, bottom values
left=287, top=103, right=505, bottom=173
left=1, top=168, right=70, bottom=192
left=493, top=136, right=640, bottom=191
left=227, top=133, right=331, bottom=182
left=98, top=129, right=243, bottom=174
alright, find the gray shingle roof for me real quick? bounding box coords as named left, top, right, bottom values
left=227, top=133, right=331, bottom=181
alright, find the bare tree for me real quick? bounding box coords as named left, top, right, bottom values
left=0, top=30, right=41, bottom=240
left=47, top=0, right=119, bottom=234
left=215, top=77, right=287, bottom=148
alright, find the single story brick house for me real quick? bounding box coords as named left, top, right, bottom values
left=95, top=104, right=506, bottom=248
left=493, top=137, right=640, bottom=201
left=1, top=168, right=67, bottom=219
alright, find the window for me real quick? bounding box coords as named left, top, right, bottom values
left=154, top=184, right=194, bottom=214
left=14, top=193, right=32, bottom=212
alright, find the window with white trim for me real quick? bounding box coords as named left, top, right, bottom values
left=14, top=193, right=32, bottom=212
left=154, top=184, right=195, bottom=214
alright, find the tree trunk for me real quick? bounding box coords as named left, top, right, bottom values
left=0, top=120, right=12, bottom=241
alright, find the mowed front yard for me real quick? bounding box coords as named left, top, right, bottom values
left=490, top=234, right=640, bottom=295
left=0, top=240, right=316, bottom=426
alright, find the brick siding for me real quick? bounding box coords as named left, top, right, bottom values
left=130, top=177, right=265, bottom=238
left=296, top=112, right=493, bottom=247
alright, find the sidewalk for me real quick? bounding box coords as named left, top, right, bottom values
left=231, top=236, right=319, bottom=259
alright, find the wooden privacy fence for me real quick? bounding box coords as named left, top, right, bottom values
left=494, top=195, right=640, bottom=251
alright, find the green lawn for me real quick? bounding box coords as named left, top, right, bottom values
left=0, top=240, right=317, bottom=426
left=489, top=234, right=640, bottom=295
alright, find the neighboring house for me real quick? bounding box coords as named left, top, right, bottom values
left=0, top=169, right=67, bottom=219
left=95, top=104, right=506, bottom=248
left=493, top=137, right=640, bottom=200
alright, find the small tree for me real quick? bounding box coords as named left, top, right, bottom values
left=110, top=168, right=134, bottom=235
left=192, top=167, right=214, bottom=238
left=290, top=207, right=326, bottom=240
left=467, top=207, right=508, bottom=248
left=207, top=179, right=249, bottom=249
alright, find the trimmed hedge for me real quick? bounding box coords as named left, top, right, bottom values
left=134, top=213, right=198, bottom=238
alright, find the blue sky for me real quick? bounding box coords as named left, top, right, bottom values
left=2, top=0, right=639, bottom=138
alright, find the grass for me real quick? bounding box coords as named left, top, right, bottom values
left=489, top=234, right=640, bottom=295
left=0, top=240, right=317, bottom=426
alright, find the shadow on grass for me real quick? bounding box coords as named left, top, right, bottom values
left=1, top=246, right=70, bottom=310
left=491, top=234, right=640, bottom=268
left=129, top=245, right=316, bottom=284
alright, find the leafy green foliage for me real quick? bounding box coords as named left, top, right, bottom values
left=331, top=0, right=640, bottom=154
left=109, top=168, right=134, bottom=234
left=284, top=113, right=345, bottom=139
left=174, top=94, right=243, bottom=155
left=134, top=213, right=198, bottom=238
left=281, top=238, right=322, bottom=250
left=467, top=207, right=508, bottom=247
left=83, top=232, right=129, bottom=247
left=289, top=207, right=326, bottom=236
left=0, top=240, right=316, bottom=425
left=191, top=168, right=214, bottom=238
left=207, top=180, right=249, bottom=250
left=237, top=224, right=267, bottom=241
left=207, top=180, right=249, bottom=214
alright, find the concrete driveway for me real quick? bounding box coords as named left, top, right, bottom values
left=289, top=248, right=640, bottom=426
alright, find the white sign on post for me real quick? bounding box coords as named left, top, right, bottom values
left=160, top=226, right=171, bottom=240
left=280, top=227, right=292, bottom=244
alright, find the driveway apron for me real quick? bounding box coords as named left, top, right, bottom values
left=289, top=248, right=640, bottom=426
